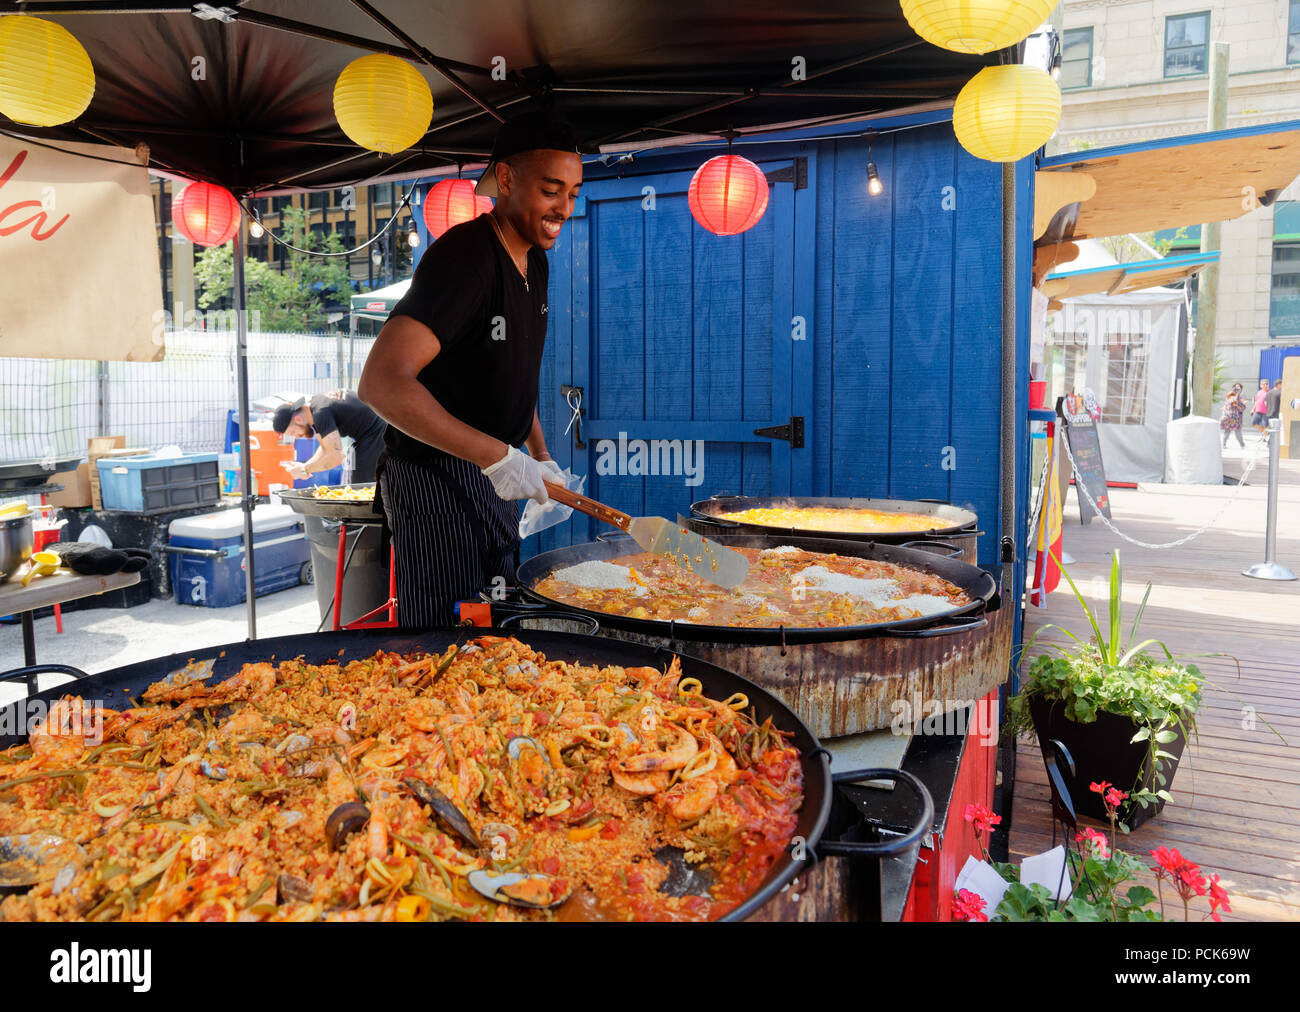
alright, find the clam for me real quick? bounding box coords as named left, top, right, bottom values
left=277, top=872, right=316, bottom=905
left=402, top=777, right=480, bottom=851
left=324, top=801, right=370, bottom=851
left=0, top=833, right=85, bottom=893
left=467, top=869, right=570, bottom=909
left=275, top=733, right=313, bottom=756
left=199, top=759, right=228, bottom=781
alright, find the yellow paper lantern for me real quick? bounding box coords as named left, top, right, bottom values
left=333, top=54, right=433, bottom=154
left=0, top=15, right=95, bottom=127
left=900, top=0, right=1058, bottom=55
left=953, top=64, right=1061, bottom=162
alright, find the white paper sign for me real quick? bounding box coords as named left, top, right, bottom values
left=954, top=855, right=1010, bottom=913
left=0, top=135, right=163, bottom=362
left=1021, top=845, right=1074, bottom=901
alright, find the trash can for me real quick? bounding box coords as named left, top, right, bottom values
left=302, top=515, right=390, bottom=627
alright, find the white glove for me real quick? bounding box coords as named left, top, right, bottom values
left=536, top=458, right=566, bottom=486
left=284, top=461, right=309, bottom=480
left=482, top=446, right=550, bottom=503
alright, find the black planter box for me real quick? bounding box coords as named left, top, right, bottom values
left=1028, top=695, right=1189, bottom=829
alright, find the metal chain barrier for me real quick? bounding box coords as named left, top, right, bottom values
left=1058, top=429, right=1269, bottom=550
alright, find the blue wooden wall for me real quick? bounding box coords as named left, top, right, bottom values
left=528, top=116, right=1012, bottom=569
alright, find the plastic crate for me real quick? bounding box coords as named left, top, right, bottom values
left=96, top=453, right=220, bottom=514
left=168, top=504, right=310, bottom=608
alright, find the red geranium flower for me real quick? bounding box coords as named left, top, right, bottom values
left=1151, top=846, right=1184, bottom=874
left=963, top=803, right=1001, bottom=835
left=1207, top=874, right=1231, bottom=922
left=953, top=888, right=988, bottom=923
left=1104, top=787, right=1128, bottom=809
left=1075, top=826, right=1110, bottom=859
left=1089, top=781, right=1113, bottom=795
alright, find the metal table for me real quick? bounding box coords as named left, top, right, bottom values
left=0, top=569, right=141, bottom=666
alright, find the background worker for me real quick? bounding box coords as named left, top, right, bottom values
left=273, top=391, right=387, bottom=484
left=359, top=111, right=582, bottom=626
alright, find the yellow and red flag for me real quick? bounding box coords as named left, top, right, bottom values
left=1030, top=422, right=1063, bottom=607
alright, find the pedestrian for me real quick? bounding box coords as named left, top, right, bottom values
left=1265, top=377, right=1282, bottom=423
left=358, top=111, right=583, bottom=626
left=273, top=390, right=387, bottom=484
left=1251, top=378, right=1270, bottom=434
left=1221, top=383, right=1246, bottom=449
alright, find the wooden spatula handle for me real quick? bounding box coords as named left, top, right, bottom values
left=543, top=480, right=631, bottom=530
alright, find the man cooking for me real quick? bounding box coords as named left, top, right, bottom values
left=273, top=391, right=387, bottom=484
left=358, top=111, right=582, bottom=626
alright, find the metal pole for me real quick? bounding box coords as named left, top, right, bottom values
left=1191, top=42, right=1229, bottom=417
left=232, top=228, right=259, bottom=636
left=1000, top=162, right=1018, bottom=570
left=1243, top=418, right=1297, bottom=580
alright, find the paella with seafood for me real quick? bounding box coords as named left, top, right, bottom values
left=535, top=545, right=970, bottom=628
left=0, top=636, right=801, bottom=921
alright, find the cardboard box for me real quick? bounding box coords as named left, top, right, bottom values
left=47, top=461, right=92, bottom=508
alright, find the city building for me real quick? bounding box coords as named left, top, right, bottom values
left=1054, top=0, right=1300, bottom=383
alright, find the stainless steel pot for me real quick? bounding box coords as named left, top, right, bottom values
left=0, top=514, right=34, bottom=585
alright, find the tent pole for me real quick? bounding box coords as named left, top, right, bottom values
left=233, top=228, right=258, bottom=640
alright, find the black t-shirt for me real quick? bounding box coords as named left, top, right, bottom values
left=310, top=392, right=386, bottom=453
left=384, top=214, right=549, bottom=462
left=1265, top=386, right=1281, bottom=418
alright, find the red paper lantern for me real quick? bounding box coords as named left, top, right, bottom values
left=171, top=181, right=241, bottom=247
left=423, top=178, right=493, bottom=239
left=688, top=154, right=769, bottom=236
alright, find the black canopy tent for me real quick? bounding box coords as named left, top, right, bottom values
left=0, top=0, right=1007, bottom=638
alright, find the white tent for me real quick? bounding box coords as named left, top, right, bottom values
left=1047, top=249, right=1189, bottom=484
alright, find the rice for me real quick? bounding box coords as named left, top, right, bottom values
left=551, top=561, right=642, bottom=592
left=798, top=565, right=901, bottom=603
left=888, top=594, right=954, bottom=617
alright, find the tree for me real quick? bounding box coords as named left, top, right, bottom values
left=193, top=206, right=355, bottom=332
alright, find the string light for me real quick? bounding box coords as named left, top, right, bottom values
left=407, top=219, right=420, bottom=248
left=866, top=137, right=883, bottom=197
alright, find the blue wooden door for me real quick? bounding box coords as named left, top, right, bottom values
left=538, top=160, right=810, bottom=546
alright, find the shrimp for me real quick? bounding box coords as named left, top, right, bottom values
left=29, top=698, right=104, bottom=766
left=456, top=756, right=485, bottom=803
left=615, top=723, right=698, bottom=773
left=655, top=733, right=734, bottom=821
left=611, top=767, right=670, bottom=796
left=367, top=807, right=389, bottom=861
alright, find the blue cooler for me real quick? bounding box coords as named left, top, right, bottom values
left=168, top=504, right=311, bottom=607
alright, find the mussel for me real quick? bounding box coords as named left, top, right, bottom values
left=467, top=869, right=570, bottom=910
left=324, top=801, right=370, bottom=851
left=506, top=736, right=548, bottom=763
left=0, top=833, right=84, bottom=893
left=402, top=777, right=480, bottom=850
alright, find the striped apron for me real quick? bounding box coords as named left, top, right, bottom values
left=377, top=449, right=520, bottom=627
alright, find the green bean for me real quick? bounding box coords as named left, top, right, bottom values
left=0, top=768, right=86, bottom=793
left=407, top=886, right=479, bottom=920
left=391, top=832, right=454, bottom=890
left=194, top=794, right=226, bottom=829
left=243, top=876, right=274, bottom=909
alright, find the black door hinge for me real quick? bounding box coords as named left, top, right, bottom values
left=763, top=157, right=808, bottom=190
left=753, top=416, right=804, bottom=448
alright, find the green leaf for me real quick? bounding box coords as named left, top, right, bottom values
left=1130, top=727, right=1151, bottom=742
left=1108, top=550, right=1122, bottom=665
left=1129, top=581, right=1153, bottom=649
left=1154, top=729, right=1178, bottom=744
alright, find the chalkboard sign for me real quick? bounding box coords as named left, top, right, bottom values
left=1057, top=394, right=1111, bottom=525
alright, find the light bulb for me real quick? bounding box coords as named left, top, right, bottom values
left=867, top=160, right=883, bottom=197
left=371, top=245, right=383, bottom=266
left=408, top=222, right=420, bottom=248
left=249, top=219, right=265, bottom=238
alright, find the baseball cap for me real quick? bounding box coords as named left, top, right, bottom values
left=272, top=397, right=306, bottom=434
left=476, top=110, right=582, bottom=198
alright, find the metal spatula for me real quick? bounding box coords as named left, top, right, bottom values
left=542, top=481, right=750, bottom=589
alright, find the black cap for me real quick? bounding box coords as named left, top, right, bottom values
left=476, top=110, right=581, bottom=198
left=272, top=397, right=306, bottom=434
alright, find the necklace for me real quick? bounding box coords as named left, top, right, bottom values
left=489, top=213, right=529, bottom=292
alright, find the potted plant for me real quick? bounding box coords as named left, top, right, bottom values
left=1006, top=551, right=1207, bottom=829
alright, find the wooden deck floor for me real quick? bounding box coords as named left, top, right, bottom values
left=1010, top=457, right=1300, bottom=922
